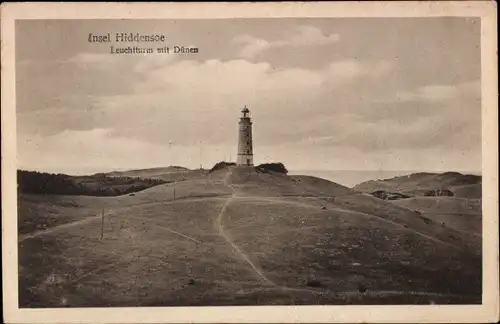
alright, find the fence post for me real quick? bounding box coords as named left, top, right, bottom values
left=101, top=207, right=104, bottom=240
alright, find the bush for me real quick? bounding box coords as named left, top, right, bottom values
left=255, top=163, right=288, bottom=174
left=423, top=188, right=454, bottom=197
left=306, top=279, right=324, bottom=288
left=209, top=161, right=236, bottom=173
left=371, top=190, right=410, bottom=200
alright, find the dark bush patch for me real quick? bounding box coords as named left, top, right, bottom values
left=306, top=279, right=324, bottom=288
left=209, top=162, right=236, bottom=173
left=255, top=163, right=288, bottom=174
left=17, top=170, right=165, bottom=197
left=371, top=190, right=411, bottom=200
left=423, top=188, right=454, bottom=197
left=419, top=215, right=431, bottom=224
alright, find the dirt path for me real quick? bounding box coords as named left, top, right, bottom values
left=127, top=214, right=201, bottom=243
left=19, top=196, right=226, bottom=242
left=19, top=215, right=103, bottom=242
left=214, top=167, right=472, bottom=298
left=215, top=168, right=275, bottom=286
left=233, top=196, right=464, bottom=250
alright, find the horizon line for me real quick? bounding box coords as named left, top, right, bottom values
left=17, top=166, right=482, bottom=177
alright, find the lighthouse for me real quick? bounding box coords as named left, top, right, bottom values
left=237, top=106, right=254, bottom=166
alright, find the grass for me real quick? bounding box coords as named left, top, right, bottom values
left=353, top=172, right=482, bottom=199
left=18, top=167, right=482, bottom=307
left=393, top=197, right=482, bottom=235
left=223, top=199, right=481, bottom=300
left=19, top=199, right=263, bottom=307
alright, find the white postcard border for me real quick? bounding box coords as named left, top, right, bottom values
left=1, top=2, right=498, bottom=323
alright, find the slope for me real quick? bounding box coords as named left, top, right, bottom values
left=353, top=172, right=482, bottom=198
left=18, top=167, right=482, bottom=307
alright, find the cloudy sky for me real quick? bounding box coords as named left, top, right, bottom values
left=16, top=18, right=481, bottom=174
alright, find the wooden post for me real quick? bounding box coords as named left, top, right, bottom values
left=100, top=207, right=104, bottom=240
left=173, top=187, right=176, bottom=211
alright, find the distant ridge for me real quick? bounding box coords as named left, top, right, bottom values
left=353, top=171, right=482, bottom=199
left=17, top=170, right=165, bottom=196
left=103, top=166, right=190, bottom=177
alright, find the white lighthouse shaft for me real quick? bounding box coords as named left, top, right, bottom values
left=237, top=107, right=254, bottom=166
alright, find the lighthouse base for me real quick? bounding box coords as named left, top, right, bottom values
left=236, top=154, right=254, bottom=166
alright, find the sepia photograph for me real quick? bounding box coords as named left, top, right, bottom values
left=1, top=2, right=498, bottom=323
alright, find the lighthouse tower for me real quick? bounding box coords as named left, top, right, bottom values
left=237, top=106, right=254, bottom=166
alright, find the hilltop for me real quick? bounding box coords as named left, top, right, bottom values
left=18, top=166, right=481, bottom=307
left=103, top=166, right=190, bottom=178
left=102, top=166, right=208, bottom=182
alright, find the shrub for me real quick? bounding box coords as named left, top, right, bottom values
left=209, top=161, right=236, bottom=173
left=255, top=163, right=288, bottom=174
left=306, top=279, right=324, bottom=288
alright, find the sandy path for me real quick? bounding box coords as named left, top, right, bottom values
left=127, top=214, right=201, bottom=243
left=215, top=168, right=275, bottom=286
left=19, top=196, right=226, bottom=242
left=234, top=196, right=465, bottom=250
left=213, top=168, right=474, bottom=299
left=19, top=215, right=103, bottom=242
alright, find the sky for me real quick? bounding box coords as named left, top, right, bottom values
left=16, top=18, right=482, bottom=174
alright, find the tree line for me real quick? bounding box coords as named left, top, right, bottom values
left=17, top=170, right=166, bottom=196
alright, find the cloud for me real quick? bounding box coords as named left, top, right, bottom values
left=17, top=45, right=479, bottom=174
left=132, top=58, right=326, bottom=101
left=16, top=55, right=403, bottom=148
left=285, top=25, right=341, bottom=46
left=326, top=59, right=394, bottom=82
left=233, top=25, right=340, bottom=59
left=391, top=80, right=481, bottom=103
left=232, top=36, right=272, bottom=60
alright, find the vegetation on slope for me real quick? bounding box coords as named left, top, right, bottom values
left=17, top=167, right=482, bottom=307
left=393, top=197, right=482, bottom=235
left=18, top=170, right=166, bottom=196
left=103, top=166, right=190, bottom=178
left=210, top=162, right=236, bottom=173
left=354, top=172, right=481, bottom=199
left=255, top=162, right=288, bottom=174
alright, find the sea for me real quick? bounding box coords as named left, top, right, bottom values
left=288, top=170, right=482, bottom=188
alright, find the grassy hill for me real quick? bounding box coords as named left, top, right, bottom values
left=351, top=171, right=482, bottom=237
left=18, top=166, right=481, bottom=307
left=102, top=166, right=208, bottom=183
left=392, top=197, right=482, bottom=235
left=353, top=172, right=482, bottom=198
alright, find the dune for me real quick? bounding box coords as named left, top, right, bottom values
left=17, top=166, right=482, bottom=307
left=353, top=172, right=482, bottom=199
left=450, top=183, right=482, bottom=199
left=104, top=166, right=190, bottom=177
left=392, top=197, right=482, bottom=235
left=103, top=166, right=208, bottom=183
